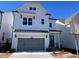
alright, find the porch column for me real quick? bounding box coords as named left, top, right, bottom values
left=58, top=33, right=60, bottom=48
left=54, top=34, right=57, bottom=47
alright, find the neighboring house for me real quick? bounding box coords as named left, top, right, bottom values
left=0, top=11, right=4, bottom=44
left=0, top=11, right=13, bottom=47
left=65, top=12, right=79, bottom=34
left=1, top=12, right=13, bottom=44
left=65, top=12, right=79, bottom=50
left=0, top=11, right=12, bottom=45
left=57, top=20, right=75, bottom=50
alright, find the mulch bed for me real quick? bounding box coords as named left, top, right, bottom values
left=51, top=51, right=79, bottom=58
left=0, top=52, right=12, bottom=58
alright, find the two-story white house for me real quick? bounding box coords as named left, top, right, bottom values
left=11, top=1, right=63, bottom=51
left=1, top=1, right=64, bottom=52
left=11, top=1, right=50, bottom=51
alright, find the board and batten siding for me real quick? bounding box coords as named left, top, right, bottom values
left=13, top=2, right=49, bottom=31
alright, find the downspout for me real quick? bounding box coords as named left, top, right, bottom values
left=0, top=12, right=3, bottom=29
left=0, top=12, right=2, bottom=44
left=58, top=32, right=61, bottom=49
left=11, top=12, right=15, bottom=49
left=73, top=16, right=79, bottom=57
left=74, top=35, right=79, bottom=57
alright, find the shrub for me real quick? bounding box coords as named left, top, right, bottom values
left=46, top=47, right=53, bottom=52
left=9, top=49, right=15, bottom=53
left=3, top=39, right=11, bottom=51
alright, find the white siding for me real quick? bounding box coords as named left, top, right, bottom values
left=56, top=20, right=76, bottom=49
left=13, top=12, right=49, bottom=31
left=1, top=12, right=13, bottom=43
left=11, top=2, right=49, bottom=51
left=49, top=20, right=56, bottom=30
left=0, top=13, right=3, bottom=43
left=13, top=2, right=49, bottom=31
left=0, top=13, right=2, bottom=29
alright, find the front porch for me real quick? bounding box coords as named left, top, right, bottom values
left=49, top=30, right=62, bottom=51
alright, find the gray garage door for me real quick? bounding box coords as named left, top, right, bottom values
left=17, top=38, right=45, bottom=51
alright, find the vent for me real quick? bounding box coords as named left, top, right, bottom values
left=20, top=14, right=22, bottom=18
left=33, top=16, right=35, bottom=19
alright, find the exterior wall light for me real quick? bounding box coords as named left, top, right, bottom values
left=15, top=34, right=17, bottom=38
left=46, top=35, right=48, bottom=38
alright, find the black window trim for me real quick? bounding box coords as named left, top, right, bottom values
left=23, top=17, right=27, bottom=25
left=41, top=19, right=45, bottom=24
left=33, top=7, right=36, bottom=10
left=29, top=7, right=32, bottom=10
left=49, top=23, right=52, bottom=27
left=28, top=18, right=32, bottom=25
left=29, top=7, right=36, bottom=11
left=23, top=17, right=33, bottom=25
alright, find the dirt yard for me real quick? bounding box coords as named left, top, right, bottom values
left=51, top=51, right=79, bottom=58
left=0, top=53, right=12, bottom=58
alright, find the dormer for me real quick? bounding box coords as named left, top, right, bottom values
left=15, top=1, right=48, bottom=15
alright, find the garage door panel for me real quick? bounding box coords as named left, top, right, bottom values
left=17, top=38, right=44, bottom=51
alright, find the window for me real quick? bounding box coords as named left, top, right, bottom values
left=29, top=7, right=36, bottom=11
left=23, top=18, right=27, bottom=25
left=41, top=19, right=44, bottom=24
left=29, top=7, right=32, bottom=10
left=33, top=7, right=36, bottom=10
left=49, top=23, right=52, bottom=27
left=28, top=18, right=32, bottom=25
left=23, top=17, right=32, bottom=25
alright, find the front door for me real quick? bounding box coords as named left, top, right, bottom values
left=49, top=35, right=54, bottom=47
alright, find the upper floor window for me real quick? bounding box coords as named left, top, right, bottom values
left=29, top=7, right=32, bottom=10
left=29, top=7, right=36, bottom=11
left=23, top=17, right=32, bottom=25
left=23, top=18, right=27, bottom=25
left=28, top=18, right=32, bottom=25
left=41, top=19, right=45, bottom=24
left=33, top=8, right=36, bottom=10
left=49, top=23, right=52, bottom=27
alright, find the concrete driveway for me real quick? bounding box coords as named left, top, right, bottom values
left=9, top=52, right=53, bottom=58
